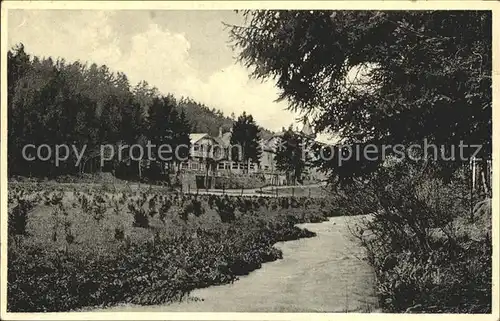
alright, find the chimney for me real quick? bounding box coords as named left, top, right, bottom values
left=218, top=126, right=223, bottom=138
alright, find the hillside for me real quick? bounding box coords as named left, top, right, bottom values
left=177, top=98, right=273, bottom=139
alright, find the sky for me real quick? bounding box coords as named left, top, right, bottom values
left=7, top=9, right=331, bottom=138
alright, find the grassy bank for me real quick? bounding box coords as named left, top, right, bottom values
left=8, top=185, right=336, bottom=312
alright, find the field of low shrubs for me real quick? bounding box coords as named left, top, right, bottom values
left=7, top=183, right=337, bottom=312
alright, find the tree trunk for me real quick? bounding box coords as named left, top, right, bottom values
left=481, top=159, right=491, bottom=198
left=138, top=160, right=142, bottom=180
left=205, top=161, right=209, bottom=190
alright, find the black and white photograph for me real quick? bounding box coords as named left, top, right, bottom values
left=1, top=1, right=498, bottom=319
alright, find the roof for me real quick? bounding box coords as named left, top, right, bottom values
left=261, top=135, right=282, bottom=152
left=300, top=120, right=314, bottom=137
left=189, top=133, right=210, bottom=145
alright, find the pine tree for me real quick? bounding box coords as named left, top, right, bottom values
left=275, top=127, right=306, bottom=184
left=230, top=112, right=261, bottom=173
left=146, top=95, right=177, bottom=177
left=172, top=108, right=191, bottom=168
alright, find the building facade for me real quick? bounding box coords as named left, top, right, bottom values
left=179, top=120, right=324, bottom=185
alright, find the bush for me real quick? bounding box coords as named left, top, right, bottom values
left=128, top=203, right=149, bottom=228
left=215, top=197, right=236, bottom=223
left=8, top=199, right=34, bottom=237
left=343, top=162, right=492, bottom=313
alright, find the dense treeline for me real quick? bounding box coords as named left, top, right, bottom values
left=7, top=44, right=271, bottom=180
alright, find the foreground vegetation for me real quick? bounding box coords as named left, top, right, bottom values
left=8, top=183, right=337, bottom=312
left=332, top=163, right=492, bottom=313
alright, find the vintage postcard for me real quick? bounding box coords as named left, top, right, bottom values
left=1, top=1, right=498, bottom=320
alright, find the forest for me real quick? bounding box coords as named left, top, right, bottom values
left=7, top=44, right=271, bottom=180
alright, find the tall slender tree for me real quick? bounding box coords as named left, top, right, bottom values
left=146, top=95, right=177, bottom=176
left=275, top=126, right=306, bottom=184
left=230, top=112, right=261, bottom=173
left=172, top=108, right=191, bottom=171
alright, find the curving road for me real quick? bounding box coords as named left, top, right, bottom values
left=93, top=215, right=379, bottom=313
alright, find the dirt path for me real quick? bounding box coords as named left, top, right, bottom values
left=94, top=215, right=379, bottom=312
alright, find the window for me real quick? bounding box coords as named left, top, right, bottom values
left=218, top=163, right=225, bottom=170
left=191, top=162, right=199, bottom=170
left=232, top=163, right=238, bottom=169
left=264, top=165, right=270, bottom=170
left=193, top=145, right=199, bottom=152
